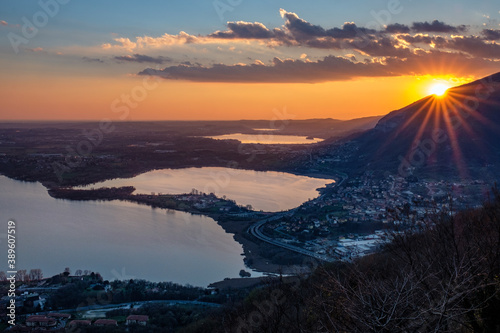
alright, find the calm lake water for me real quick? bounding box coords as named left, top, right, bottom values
left=0, top=176, right=251, bottom=286
left=205, top=133, right=323, bottom=144
left=0, top=169, right=332, bottom=286
left=78, top=167, right=333, bottom=212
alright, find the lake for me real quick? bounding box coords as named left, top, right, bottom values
left=77, top=167, right=333, bottom=212
left=204, top=133, right=323, bottom=144
left=0, top=176, right=251, bottom=286
left=0, top=168, right=333, bottom=286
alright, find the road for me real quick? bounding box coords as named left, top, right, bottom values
left=248, top=216, right=333, bottom=262
left=247, top=174, right=347, bottom=263
left=32, top=299, right=221, bottom=318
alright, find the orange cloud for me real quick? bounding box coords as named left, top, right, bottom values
left=137, top=31, right=202, bottom=48
left=101, top=37, right=137, bottom=52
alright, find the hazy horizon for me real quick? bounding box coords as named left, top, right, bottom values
left=0, top=115, right=385, bottom=123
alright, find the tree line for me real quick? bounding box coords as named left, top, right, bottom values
left=202, top=187, right=500, bottom=332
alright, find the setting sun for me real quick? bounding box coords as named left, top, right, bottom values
left=428, top=82, right=451, bottom=96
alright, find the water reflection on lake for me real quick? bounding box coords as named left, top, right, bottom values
left=0, top=176, right=253, bottom=286
left=78, top=167, right=333, bottom=212
left=204, top=133, right=323, bottom=144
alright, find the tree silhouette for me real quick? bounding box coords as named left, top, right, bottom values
left=28, top=269, right=43, bottom=281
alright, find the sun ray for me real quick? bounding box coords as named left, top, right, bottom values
left=447, top=90, right=493, bottom=126
left=397, top=97, right=435, bottom=134
left=442, top=103, right=468, bottom=178
left=373, top=97, right=435, bottom=158
left=410, top=98, right=436, bottom=148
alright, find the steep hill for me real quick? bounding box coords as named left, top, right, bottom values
left=330, top=72, right=500, bottom=180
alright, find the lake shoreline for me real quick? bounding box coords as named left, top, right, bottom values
left=56, top=166, right=338, bottom=191
left=3, top=165, right=339, bottom=284
left=66, top=166, right=336, bottom=212
left=47, top=186, right=313, bottom=277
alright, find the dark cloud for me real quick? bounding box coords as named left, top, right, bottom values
left=398, top=35, right=500, bottom=59
left=269, top=28, right=296, bottom=46
left=303, top=38, right=341, bottom=49
left=138, top=50, right=498, bottom=84
left=440, top=36, right=500, bottom=59
left=304, top=35, right=412, bottom=58
left=399, top=34, right=436, bottom=45
left=384, top=49, right=497, bottom=77
left=189, top=10, right=486, bottom=61
left=482, top=29, right=500, bottom=40
left=280, top=9, right=327, bottom=39
left=114, top=54, right=171, bottom=64
left=279, top=10, right=376, bottom=41
left=351, top=37, right=413, bottom=57
left=210, top=21, right=275, bottom=39
left=139, top=56, right=392, bottom=83
left=412, top=20, right=466, bottom=33
left=326, top=22, right=376, bottom=39
left=125, top=9, right=498, bottom=83
left=385, top=23, right=410, bottom=34
left=180, top=61, right=201, bottom=66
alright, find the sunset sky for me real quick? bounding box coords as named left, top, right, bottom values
left=1, top=0, right=499, bottom=121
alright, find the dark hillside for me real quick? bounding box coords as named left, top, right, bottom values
left=199, top=188, right=500, bottom=333
left=319, top=72, right=500, bottom=180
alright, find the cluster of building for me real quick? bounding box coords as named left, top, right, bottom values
left=334, top=232, right=388, bottom=260
left=11, top=313, right=69, bottom=332
left=0, top=292, right=46, bottom=314
left=175, top=191, right=235, bottom=211
left=262, top=173, right=490, bottom=261
left=10, top=313, right=148, bottom=332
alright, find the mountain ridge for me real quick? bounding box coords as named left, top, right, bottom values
left=320, top=71, right=500, bottom=180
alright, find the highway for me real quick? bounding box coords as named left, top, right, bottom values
left=247, top=174, right=347, bottom=263
left=248, top=217, right=333, bottom=262
left=31, top=299, right=221, bottom=317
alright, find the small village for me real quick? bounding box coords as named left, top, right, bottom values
left=0, top=270, right=225, bottom=332
left=257, top=173, right=490, bottom=261
left=8, top=312, right=147, bottom=332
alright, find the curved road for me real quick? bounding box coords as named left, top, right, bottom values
left=248, top=217, right=332, bottom=262
left=247, top=174, right=347, bottom=262
left=33, top=300, right=221, bottom=317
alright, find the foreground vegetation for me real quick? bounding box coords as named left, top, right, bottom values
left=3, top=189, right=500, bottom=332
left=203, top=188, right=500, bottom=332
